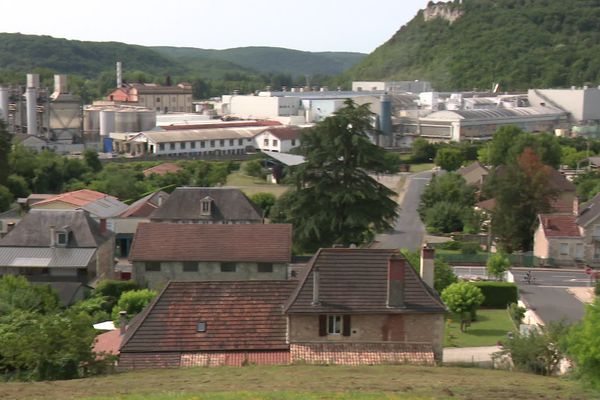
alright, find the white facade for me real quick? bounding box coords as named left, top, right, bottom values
left=225, top=95, right=301, bottom=120
left=528, top=88, right=600, bottom=123
left=253, top=131, right=299, bottom=153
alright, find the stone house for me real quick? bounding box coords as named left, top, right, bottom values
left=128, top=223, right=292, bottom=289
left=533, top=214, right=584, bottom=265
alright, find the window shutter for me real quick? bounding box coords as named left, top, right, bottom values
left=343, top=315, right=351, bottom=336
left=318, top=315, right=327, bottom=337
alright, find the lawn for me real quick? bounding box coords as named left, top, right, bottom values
left=0, top=364, right=593, bottom=400
left=409, top=163, right=435, bottom=173
left=225, top=168, right=290, bottom=197
left=445, top=309, right=516, bottom=347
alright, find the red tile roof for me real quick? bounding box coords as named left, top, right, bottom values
left=539, top=214, right=581, bottom=237
left=32, top=189, right=114, bottom=207
left=142, top=163, right=182, bottom=177
left=129, top=223, right=292, bottom=263
left=120, top=280, right=297, bottom=353
left=93, top=329, right=122, bottom=357
left=266, top=127, right=302, bottom=141
left=285, top=249, right=446, bottom=314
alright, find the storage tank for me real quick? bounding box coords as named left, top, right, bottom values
left=138, top=110, right=156, bottom=131
left=114, top=109, right=138, bottom=132
left=0, top=87, right=8, bottom=122
left=25, top=87, right=37, bottom=135
left=99, top=109, right=115, bottom=137
left=26, top=74, right=39, bottom=89
left=83, top=107, right=101, bottom=133
left=379, top=94, right=392, bottom=136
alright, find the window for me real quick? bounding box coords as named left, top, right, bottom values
left=183, top=261, right=198, bottom=272
left=263, top=138, right=269, bottom=146
left=257, top=263, right=273, bottom=273
left=196, top=321, right=207, bottom=332
left=169, top=142, right=175, bottom=150
left=219, top=139, right=225, bottom=147
left=56, top=232, right=68, bottom=245
left=220, top=262, right=236, bottom=272
left=190, top=141, right=196, bottom=149
left=210, top=140, right=215, bottom=148
left=594, top=225, right=600, bottom=238
left=145, top=262, right=161, bottom=272
left=327, top=315, right=342, bottom=335
left=272, top=139, right=278, bottom=146
left=156, top=97, right=161, bottom=102
left=238, top=139, right=243, bottom=146
left=201, top=141, right=206, bottom=148
left=180, top=142, right=186, bottom=150
left=159, top=143, right=165, bottom=151
left=291, top=139, right=296, bottom=146
left=559, top=243, right=569, bottom=256
left=201, top=198, right=211, bottom=215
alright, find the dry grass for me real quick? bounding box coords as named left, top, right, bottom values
left=225, top=170, right=290, bottom=198
left=0, top=364, right=593, bottom=400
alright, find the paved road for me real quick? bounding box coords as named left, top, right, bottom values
left=372, top=170, right=434, bottom=251
left=512, top=269, right=591, bottom=325
left=443, top=346, right=501, bottom=364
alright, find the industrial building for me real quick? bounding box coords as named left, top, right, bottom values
left=352, top=80, right=433, bottom=93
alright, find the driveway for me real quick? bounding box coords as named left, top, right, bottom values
left=443, top=346, right=501, bottom=364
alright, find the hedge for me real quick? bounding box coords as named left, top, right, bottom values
left=472, top=281, right=518, bottom=308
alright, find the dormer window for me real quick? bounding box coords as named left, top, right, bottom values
left=200, top=197, right=212, bottom=216
left=56, top=232, right=68, bottom=246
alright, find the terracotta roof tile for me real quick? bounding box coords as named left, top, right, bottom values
left=120, top=280, right=297, bottom=353
left=539, top=214, right=581, bottom=237
left=129, top=223, right=291, bottom=263
left=265, top=127, right=303, bottom=141
left=32, top=189, right=115, bottom=207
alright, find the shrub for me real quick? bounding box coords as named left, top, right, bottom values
left=438, top=241, right=462, bottom=251
left=472, top=282, right=518, bottom=308
left=94, top=280, right=140, bottom=300
left=111, top=289, right=157, bottom=323
left=460, top=242, right=480, bottom=254
left=243, top=159, right=265, bottom=179
left=487, top=252, right=511, bottom=280
left=441, top=282, right=485, bottom=331
left=508, top=302, right=526, bottom=327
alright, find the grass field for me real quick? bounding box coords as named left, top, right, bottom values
left=225, top=169, right=290, bottom=197
left=1, top=364, right=593, bottom=400
left=409, top=163, right=436, bottom=173
left=445, top=309, right=516, bottom=347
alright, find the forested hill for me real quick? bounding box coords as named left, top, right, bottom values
left=340, top=0, right=600, bottom=91
left=152, top=46, right=365, bottom=77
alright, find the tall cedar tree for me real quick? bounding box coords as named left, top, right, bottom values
left=287, top=100, right=398, bottom=252
left=491, top=148, right=557, bottom=252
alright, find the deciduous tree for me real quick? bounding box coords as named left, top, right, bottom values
left=441, top=282, right=485, bottom=331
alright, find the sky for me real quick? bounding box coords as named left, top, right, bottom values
left=2, top=0, right=429, bottom=54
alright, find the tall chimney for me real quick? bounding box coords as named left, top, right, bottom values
left=116, top=61, right=123, bottom=88
left=49, top=225, right=56, bottom=247
left=119, top=310, right=127, bottom=335
left=53, top=74, right=68, bottom=95
left=311, top=267, right=320, bottom=306
left=420, top=245, right=435, bottom=289
left=0, top=86, right=8, bottom=123
left=25, top=87, right=37, bottom=136
left=387, top=256, right=405, bottom=307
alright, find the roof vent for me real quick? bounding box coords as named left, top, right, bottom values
left=196, top=321, right=207, bottom=332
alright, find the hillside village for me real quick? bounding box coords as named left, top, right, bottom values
left=1, top=1, right=600, bottom=399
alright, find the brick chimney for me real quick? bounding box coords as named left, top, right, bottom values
left=387, top=256, right=405, bottom=308
left=99, top=218, right=107, bottom=234
left=420, top=244, right=435, bottom=289
left=119, top=310, right=128, bottom=335
left=6, top=222, right=15, bottom=233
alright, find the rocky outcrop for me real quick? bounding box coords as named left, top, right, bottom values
left=423, top=2, right=464, bottom=24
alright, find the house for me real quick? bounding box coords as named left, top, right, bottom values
left=285, top=247, right=446, bottom=364
left=118, top=280, right=297, bottom=369
left=31, top=189, right=129, bottom=220
left=0, top=208, right=21, bottom=238
left=576, top=193, right=600, bottom=266
left=457, top=161, right=489, bottom=188
left=149, top=187, right=263, bottom=224
left=0, top=209, right=115, bottom=283
left=533, top=214, right=584, bottom=265
left=128, top=223, right=292, bottom=289
left=106, top=82, right=193, bottom=113
left=253, top=127, right=302, bottom=153
left=118, top=247, right=446, bottom=369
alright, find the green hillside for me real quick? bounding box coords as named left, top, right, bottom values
left=152, top=46, right=366, bottom=76
left=342, top=0, right=600, bottom=91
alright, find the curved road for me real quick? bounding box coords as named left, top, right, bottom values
left=371, top=170, right=435, bottom=251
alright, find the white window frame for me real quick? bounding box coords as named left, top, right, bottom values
left=327, top=315, right=342, bottom=335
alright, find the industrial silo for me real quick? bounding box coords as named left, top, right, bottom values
left=114, top=109, right=138, bottom=132
left=138, top=109, right=157, bottom=131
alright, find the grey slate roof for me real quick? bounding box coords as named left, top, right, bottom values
left=0, top=247, right=96, bottom=267
left=263, top=151, right=306, bottom=166
left=577, top=192, right=600, bottom=227
left=80, top=197, right=129, bottom=219
left=285, top=248, right=446, bottom=314
left=150, top=187, right=263, bottom=222
left=0, top=209, right=111, bottom=248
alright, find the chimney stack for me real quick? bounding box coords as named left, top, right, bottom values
left=116, top=61, right=123, bottom=88
left=387, top=256, right=405, bottom=307
left=119, top=310, right=127, bottom=335
left=311, top=267, right=321, bottom=306
left=99, top=218, right=107, bottom=234
left=6, top=222, right=15, bottom=233
left=420, top=244, right=435, bottom=289
left=49, top=225, right=56, bottom=247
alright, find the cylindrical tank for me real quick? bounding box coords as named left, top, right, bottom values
left=0, top=87, right=9, bottom=122
left=379, top=94, right=392, bottom=136
left=138, top=110, right=156, bottom=131
left=83, top=107, right=100, bottom=133
left=54, top=74, right=68, bottom=94
left=99, top=109, right=115, bottom=137
left=26, top=74, right=40, bottom=89
left=25, top=87, right=37, bottom=135
left=114, top=109, right=138, bottom=132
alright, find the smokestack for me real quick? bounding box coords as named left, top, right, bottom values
left=53, top=74, right=68, bottom=95
left=25, top=87, right=37, bottom=136
left=311, top=267, right=320, bottom=306
left=0, top=87, right=8, bottom=123
left=26, top=74, right=40, bottom=89
left=420, top=245, right=435, bottom=289
left=119, top=310, right=127, bottom=335
left=387, top=256, right=405, bottom=307
left=49, top=225, right=56, bottom=247
left=116, top=61, right=123, bottom=88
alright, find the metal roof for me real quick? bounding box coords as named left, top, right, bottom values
left=263, top=151, right=306, bottom=166
left=422, top=106, right=566, bottom=121
left=135, top=127, right=266, bottom=143
left=81, top=197, right=129, bottom=219
left=0, top=247, right=96, bottom=267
